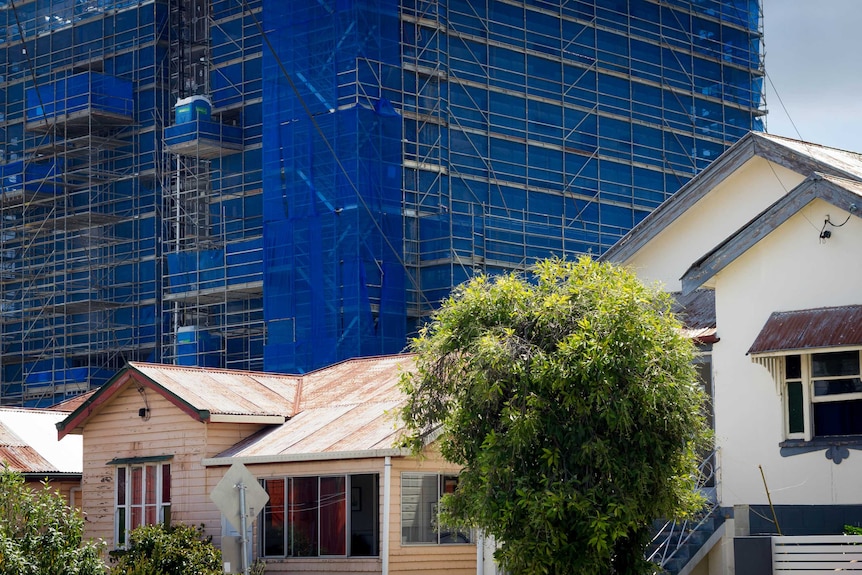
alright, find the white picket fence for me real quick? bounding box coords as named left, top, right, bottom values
left=773, top=535, right=862, bottom=573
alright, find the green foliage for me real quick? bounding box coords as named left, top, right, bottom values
left=109, top=523, right=221, bottom=575
left=400, top=257, right=711, bottom=575
left=845, top=525, right=862, bottom=535
left=0, top=467, right=105, bottom=575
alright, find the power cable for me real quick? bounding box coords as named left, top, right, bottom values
left=765, top=71, right=805, bottom=143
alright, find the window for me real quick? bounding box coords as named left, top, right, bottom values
left=401, top=473, right=470, bottom=545
left=260, top=474, right=378, bottom=558
left=115, top=463, right=171, bottom=547
left=784, top=350, right=862, bottom=440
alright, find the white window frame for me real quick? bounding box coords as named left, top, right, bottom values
left=783, top=349, right=862, bottom=441
left=114, top=462, right=171, bottom=548
left=400, top=472, right=470, bottom=546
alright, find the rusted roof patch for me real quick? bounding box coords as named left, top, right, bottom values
left=748, top=305, right=862, bottom=355
left=0, top=445, right=58, bottom=474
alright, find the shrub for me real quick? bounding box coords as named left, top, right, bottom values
left=109, top=523, right=221, bottom=575
left=0, top=467, right=105, bottom=575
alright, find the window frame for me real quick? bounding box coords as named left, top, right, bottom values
left=259, top=473, right=379, bottom=559
left=114, top=462, right=171, bottom=548
left=783, top=349, right=862, bottom=441
left=400, top=472, right=471, bottom=546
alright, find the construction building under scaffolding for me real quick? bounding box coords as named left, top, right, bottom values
left=0, top=0, right=763, bottom=405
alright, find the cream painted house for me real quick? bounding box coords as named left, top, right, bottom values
left=57, top=355, right=486, bottom=575
left=605, top=132, right=862, bottom=575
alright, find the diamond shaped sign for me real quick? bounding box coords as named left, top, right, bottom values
left=210, top=462, right=269, bottom=532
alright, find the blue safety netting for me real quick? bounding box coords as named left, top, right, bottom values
left=261, top=0, right=404, bottom=373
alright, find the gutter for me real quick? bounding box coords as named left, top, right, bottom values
left=201, top=447, right=410, bottom=467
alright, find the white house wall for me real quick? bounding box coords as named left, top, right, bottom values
left=624, top=157, right=802, bottom=290
left=710, top=199, right=862, bottom=507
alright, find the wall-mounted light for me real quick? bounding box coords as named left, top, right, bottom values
left=137, top=386, right=151, bottom=421
left=819, top=205, right=857, bottom=243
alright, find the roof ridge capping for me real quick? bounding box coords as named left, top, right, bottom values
left=603, top=131, right=862, bottom=265
left=127, top=361, right=301, bottom=379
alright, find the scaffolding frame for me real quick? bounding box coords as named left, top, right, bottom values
left=395, top=0, right=764, bottom=319
left=159, top=0, right=264, bottom=371
left=0, top=0, right=171, bottom=405
left=0, top=0, right=763, bottom=402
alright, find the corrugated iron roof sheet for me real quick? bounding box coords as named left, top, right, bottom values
left=299, top=354, right=413, bottom=410
left=672, top=289, right=717, bottom=343
left=672, top=289, right=716, bottom=330
left=216, top=355, right=413, bottom=458
left=0, top=445, right=58, bottom=474
left=748, top=305, right=862, bottom=355
left=47, top=391, right=95, bottom=412
left=129, top=362, right=301, bottom=417
left=0, top=408, right=82, bottom=473
left=759, top=133, right=862, bottom=180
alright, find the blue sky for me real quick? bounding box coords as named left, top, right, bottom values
left=762, top=0, right=862, bottom=151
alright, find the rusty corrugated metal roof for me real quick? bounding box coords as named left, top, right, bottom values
left=672, top=289, right=717, bottom=343
left=47, top=391, right=95, bottom=412
left=299, top=354, right=413, bottom=410
left=216, top=355, right=414, bottom=458
left=0, top=445, right=58, bottom=474
left=748, top=305, right=862, bottom=355
left=0, top=408, right=82, bottom=473
left=129, top=362, right=301, bottom=417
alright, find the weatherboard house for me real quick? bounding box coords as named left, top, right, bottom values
left=57, top=356, right=489, bottom=575
left=605, top=131, right=862, bottom=574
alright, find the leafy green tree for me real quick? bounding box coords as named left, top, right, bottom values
left=0, top=467, right=105, bottom=574
left=109, top=523, right=221, bottom=575
left=400, top=257, right=711, bottom=575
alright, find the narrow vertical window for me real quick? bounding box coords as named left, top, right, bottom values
left=262, top=479, right=286, bottom=557
left=116, top=467, right=127, bottom=547
left=130, top=467, right=143, bottom=529
left=161, top=464, right=171, bottom=525
left=319, top=476, right=346, bottom=556
left=290, top=477, right=318, bottom=556
left=144, top=465, right=157, bottom=524
left=785, top=355, right=804, bottom=435
left=349, top=474, right=379, bottom=556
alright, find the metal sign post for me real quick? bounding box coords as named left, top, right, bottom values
left=211, top=463, right=270, bottom=575
left=237, top=481, right=249, bottom=575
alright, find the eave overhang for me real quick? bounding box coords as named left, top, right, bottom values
left=57, top=368, right=213, bottom=439
left=680, top=174, right=862, bottom=295
left=201, top=447, right=410, bottom=467
left=748, top=305, right=862, bottom=356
